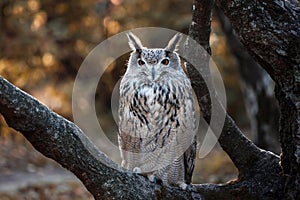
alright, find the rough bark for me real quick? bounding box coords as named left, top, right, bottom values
left=214, top=7, right=280, bottom=153
left=0, top=77, right=158, bottom=200
left=215, top=0, right=300, bottom=199
left=181, top=1, right=283, bottom=198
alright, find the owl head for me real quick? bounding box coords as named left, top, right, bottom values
left=125, top=32, right=184, bottom=82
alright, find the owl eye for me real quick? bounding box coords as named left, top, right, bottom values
left=137, top=59, right=145, bottom=66
left=161, top=58, right=169, bottom=65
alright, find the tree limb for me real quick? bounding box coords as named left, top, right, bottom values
left=187, top=0, right=281, bottom=177
left=184, top=1, right=284, bottom=199
left=214, top=6, right=280, bottom=154
left=215, top=0, right=300, bottom=198
left=215, top=0, right=300, bottom=84
left=0, top=77, right=160, bottom=200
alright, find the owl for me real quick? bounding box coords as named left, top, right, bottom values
left=118, top=32, right=197, bottom=189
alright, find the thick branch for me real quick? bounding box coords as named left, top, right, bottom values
left=215, top=0, right=300, bottom=85
left=214, top=6, right=280, bottom=153
left=0, top=77, right=158, bottom=200
left=186, top=0, right=280, bottom=177
left=215, top=0, right=300, bottom=198
left=182, top=1, right=284, bottom=198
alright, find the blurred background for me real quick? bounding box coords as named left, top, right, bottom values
left=0, top=0, right=280, bottom=199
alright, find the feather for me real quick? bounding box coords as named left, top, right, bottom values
left=127, top=32, right=143, bottom=51
left=165, top=33, right=182, bottom=52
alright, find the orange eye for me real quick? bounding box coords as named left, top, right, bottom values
left=137, top=59, right=145, bottom=66
left=161, top=58, right=169, bottom=65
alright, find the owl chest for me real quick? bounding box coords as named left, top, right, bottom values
left=125, top=84, right=180, bottom=129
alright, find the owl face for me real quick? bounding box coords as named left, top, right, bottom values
left=125, top=33, right=184, bottom=82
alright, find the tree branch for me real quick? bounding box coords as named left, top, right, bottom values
left=215, top=0, right=300, bottom=198
left=186, top=0, right=281, bottom=178
left=0, top=77, right=158, bottom=199
left=214, top=6, right=280, bottom=154
left=215, top=0, right=300, bottom=84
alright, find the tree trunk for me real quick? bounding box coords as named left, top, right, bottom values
left=214, top=7, right=280, bottom=154
left=215, top=0, right=300, bottom=198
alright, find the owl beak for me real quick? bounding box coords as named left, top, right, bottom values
left=151, top=67, right=156, bottom=80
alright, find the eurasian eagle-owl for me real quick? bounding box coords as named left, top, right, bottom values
left=118, top=32, right=197, bottom=189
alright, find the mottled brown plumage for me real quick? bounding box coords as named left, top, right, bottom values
left=118, top=32, right=197, bottom=189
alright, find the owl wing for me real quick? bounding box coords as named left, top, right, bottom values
left=184, top=136, right=197, bottom=184
left=179, top=81, right=197, bottom=184
left=118, top=130, right=142, bottom=170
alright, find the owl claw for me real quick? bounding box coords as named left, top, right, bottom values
left=133, top=167, right=141, bottom=174
left=147, top=174, right=157, bottom=183
left=179, top=182, right=188, bottom=190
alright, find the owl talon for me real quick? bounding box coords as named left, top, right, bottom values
left=179, top=182, right=188, bottom=190
left=147, top=174, right=156, bottom=183
left=133, top=167, right=141, bottom=174
left=186, top=184, right=192, bottom=191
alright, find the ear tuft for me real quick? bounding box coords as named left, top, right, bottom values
left=165, top=33, right=182, bottom=52
left=127, top=32, right=143, bottom=51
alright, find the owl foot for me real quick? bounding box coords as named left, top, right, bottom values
left=147, top=174, right=157, bottom=183
left=133, top=167, right=142, bottom=174
left=178, top=182, right=188, bottom=190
